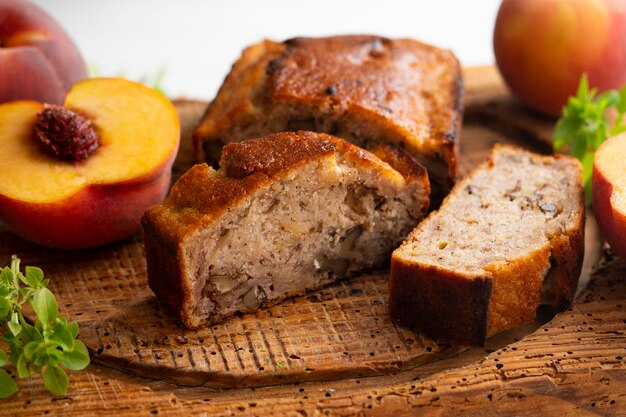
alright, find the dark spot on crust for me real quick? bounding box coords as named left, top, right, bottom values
left=283, top=37, right=305, bottom=46
left=266, top=58, right=281, bottom=76
left=325, top=86, right=337, bottom=96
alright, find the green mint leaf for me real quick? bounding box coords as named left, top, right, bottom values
left=16, top=354, right=30, bottom=379
left=24, top=266, right=44, bottom=288
left=616, top=85, right=626, bottom=114
left=20, top=322, right=43, bottom=344
left=46, top=347, right=63, bottom=366
left=51, top=323, right=74, bottom=351
left=43, top=365, right=68, bottom=396
left=0, top=267, right=13, bottom=287
left=61, top=340, right=90, bottom=371
left=2, top=330, right=18, bottom=345
left=0, top=282, right=10, bottom=298
left=0, top=297, right=11, bottom=322
left=66, top=322, right=79, bottom=339
left=0, top=368, right=18, bottom=398
left=7, top=318, right=21, bottom=337
left=0, top=256, right=87, bottom=396
left=597, top=90, right=620, bottom=110
left=33, top=288, right=58, bottom=326
left=553, top=73, right=625, bottom=205
left=577, top=73, right=590, bottom=99
left=23, top=341, right=40, bottom=361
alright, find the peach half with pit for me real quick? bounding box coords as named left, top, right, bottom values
left=0, top=78, right=180, bottom=249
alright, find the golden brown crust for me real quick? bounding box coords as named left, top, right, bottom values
left=192, top=35, right=463, bottom=199
left=193, top=40, right=285, bottom=161
left=388, top=261, right=492, bottom=346
left=389, top=145, right=585, bottom=346
left=267, top=36, right=461, bottom=156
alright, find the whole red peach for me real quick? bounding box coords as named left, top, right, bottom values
left=494, top=0, right=626, bottom=117
left=0, top=0, right=88, bottom=104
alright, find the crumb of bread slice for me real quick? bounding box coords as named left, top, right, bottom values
left=193, top=35, right=463, bottom=206
left=389, top=144, right=585, bottom=346
left=143, top=131, right=429, bottom=328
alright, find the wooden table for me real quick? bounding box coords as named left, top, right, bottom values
left=1, top=66, right=624, bottom=416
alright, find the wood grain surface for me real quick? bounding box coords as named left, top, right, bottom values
left=0, top=66, right=623, bottom=417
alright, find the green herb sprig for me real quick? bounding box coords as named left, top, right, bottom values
left=553, top=74, right=626, bottom=202
left=0, top=256, right=89, bottom=398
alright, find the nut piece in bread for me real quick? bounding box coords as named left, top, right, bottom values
left=193, top=35, right=463, bottom=205
left=143, top=131, right=430, bottom=328
left=389, top=145, right=585, bottom=346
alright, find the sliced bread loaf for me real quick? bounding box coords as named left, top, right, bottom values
left=389, top=145, right=585, bottom=346
left=193, top=35, right=463, bottom=205
left=143, top=131, right=429, bottom=328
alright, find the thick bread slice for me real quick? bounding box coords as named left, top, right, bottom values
left=143, top=131, right=429, bottom=328
left=389, top=145, right=585, bottom=346
left=193, top=35, right=463, bottom=205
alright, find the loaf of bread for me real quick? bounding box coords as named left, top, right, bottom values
left=193, top=35, right=463, bottom=205
left=143, top=131, right=430, bottom=328
left=389, top=145, right=585, bottom=346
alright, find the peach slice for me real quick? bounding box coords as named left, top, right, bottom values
left=593, top=132, right=626, bottom=258
left=0, top=78, right=180, bottom=249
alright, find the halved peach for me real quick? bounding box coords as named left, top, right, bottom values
left=593, top=132, right=626, bottom=259
left=0, top=78, right=180, bottom=249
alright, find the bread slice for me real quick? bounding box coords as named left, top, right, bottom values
left=389, top=145, right=585, bottom=346
left=143, top=131, right=430, bottom=328
left=193, top=35, right=463, bottom=205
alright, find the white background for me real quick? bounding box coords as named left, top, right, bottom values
left=31, top=1, right=502, bottom=100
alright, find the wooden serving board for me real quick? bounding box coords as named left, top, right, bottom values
left=1, top=66, right=624, bottom=416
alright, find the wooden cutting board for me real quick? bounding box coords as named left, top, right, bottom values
left=1, top=66, right=624, bottom=416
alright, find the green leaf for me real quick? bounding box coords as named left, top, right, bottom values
left=597, top=90, right=620, bottom=109
left=66, top=322, right=79, bottom=339
left=61, top=340, right=90, bottom=371
left=576, top=73, right=589, bottom=98
left=23, top=341, right=40, bottom=361
left=0, top=350, right=7, bottom=367
left=2, top=330, right=18, bottom=345
left=0, top=267, right=13, bottom=287
left=7, top=318, right=21, bottom=337
left=0, top=282, right=10, bottom=298
left=616, top=86, right=626, bottom=113
left=0, top=368, right=18, bottom=398
left=51, top=323, right=74, bottom=351
left=16, top=354, right=30, bottom=378
left=553, top=73, right=626, bottom=204
left=0, top=297, right=11, bottom=321
left=18, top=287, right=33, bottom=301
left=33, top=287, right=58, bottom=326
left=43, top=365, right=68, bottom=396
left=46, top=347, right=63, bottom=366
left=24, top=266, right=43, bottom=288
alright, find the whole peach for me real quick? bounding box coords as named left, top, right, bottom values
left=494, top=0, right=626, bottom=116
left=0, top=0, right=87, bottom=104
